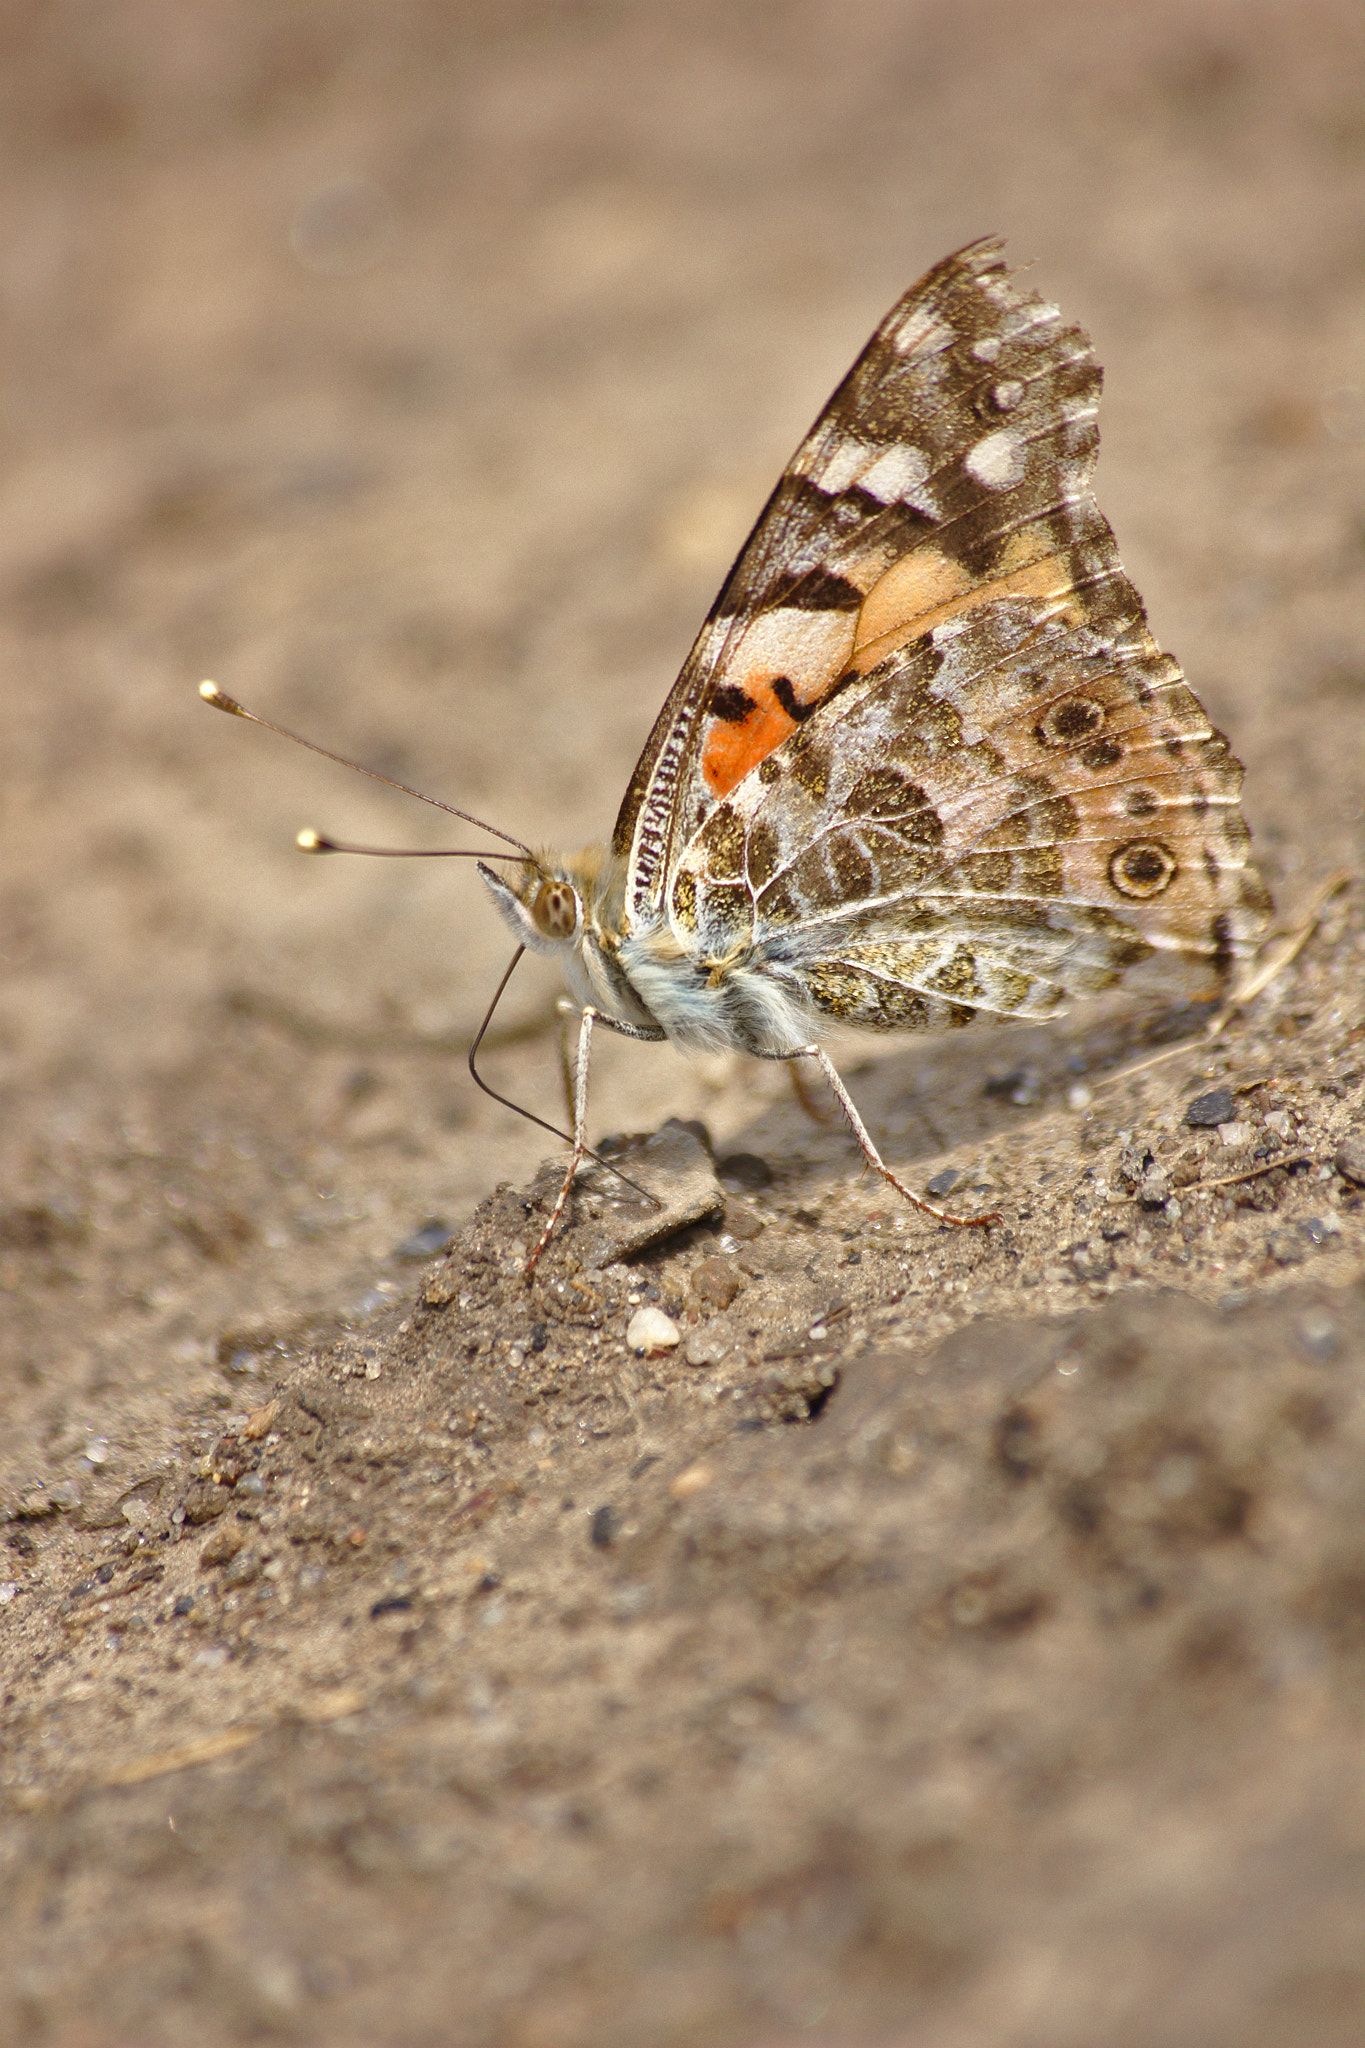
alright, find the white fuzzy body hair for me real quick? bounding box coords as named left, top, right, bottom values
left=616, top=914, right=816, bottom=1056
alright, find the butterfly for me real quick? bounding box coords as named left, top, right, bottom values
left=477, top=236, right=1271, bottom=1263
left=205, top=237, right=1271, bottom=1273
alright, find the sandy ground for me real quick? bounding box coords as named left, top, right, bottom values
left=1, top=3, right=1363, bottom=2043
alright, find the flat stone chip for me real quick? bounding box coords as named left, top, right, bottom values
left=1186, top=1086, right=1237, bottom=1128
left=576, top=1122, right=724, bottom=1267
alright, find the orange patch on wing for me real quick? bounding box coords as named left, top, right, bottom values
left=852, top=538, right=1078, bottom=672
left=702, top=684, right=798, bottom=798
left=700, top=607, right=856, bottom=798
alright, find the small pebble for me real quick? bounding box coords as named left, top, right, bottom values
left=626, top=1306, right=681, bottom=1355
left=668, top=1463, right=713, bottom=1500
left=722, top=1203, right=764, bottom=1241
left=223, top=1549, right=262, bottom=1589
left=683, top=1325, right=730, bottom=1368
left=1335, top=1132, right=1365, bottom=1187
left=1217, top=1121, right=1252, bottom=1150
left=925, top=1168, right=961, bottom=1198
left=1186, top=1086, right=1236, bottom=1127
left=590, top=1505, right=620, bottom=1548
left=181, top=1481, right=229, bottom=1525
left=200, top=1524, right=245, bottom=1567
left=688, top=1257, right=742, bottom=1310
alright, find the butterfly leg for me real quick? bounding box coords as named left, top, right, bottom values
left=526, top=1007, right=597, bottom=1278
left=799, top=1045, right=1001, bottom=1228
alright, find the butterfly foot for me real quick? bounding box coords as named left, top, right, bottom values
left=523, top=1174, right=577, bottom=1280
left=798, top=1046, right=1005, bottom=1232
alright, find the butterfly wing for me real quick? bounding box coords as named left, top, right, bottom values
left=619, top=235, right=1270, bottom=1017
left=616, top=236, right=1105, bottom=914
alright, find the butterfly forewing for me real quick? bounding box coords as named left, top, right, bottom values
left=616, top=238, right=1108, bottom=904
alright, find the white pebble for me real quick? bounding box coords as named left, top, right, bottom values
left=626, top=1306, right=681, bottom=1356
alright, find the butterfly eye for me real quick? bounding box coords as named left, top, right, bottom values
left=531, top=880, right=580, bottom=941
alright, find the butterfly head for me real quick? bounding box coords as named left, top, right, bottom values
left=477, top=856, right=582, bottom=956
left=476, top=851, right=617, bottom=958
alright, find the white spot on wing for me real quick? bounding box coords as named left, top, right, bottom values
left=860, top=444, right=930, bottom=503
left=805, top=435, right=940, bottom=519
left=964, top=430, right=1026, bottom=490
left=733, top=606, right=856, bottom=701
left=810, top=433, right=878, bottom=493
left=970, top=335, right=1001, bottom=362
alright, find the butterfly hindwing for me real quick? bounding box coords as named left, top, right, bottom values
left=671, top=584, right=1272, bottom=1033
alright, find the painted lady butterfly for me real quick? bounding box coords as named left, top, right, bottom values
left=479, top=237, right=1270, bottom=1264
left=207, top=238, right=1271, bottom=1271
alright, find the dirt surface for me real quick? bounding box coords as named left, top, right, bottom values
left=2, top=4, right=1364, bottom=2043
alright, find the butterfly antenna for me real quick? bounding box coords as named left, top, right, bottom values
left=199, top=682, right=533, bottom=857
left=295, top=830, right=510, bottom=860
left=468, top=948, right=657, bottom=1207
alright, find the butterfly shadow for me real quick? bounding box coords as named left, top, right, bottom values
left=712, top=988, right=1223, bottom=1204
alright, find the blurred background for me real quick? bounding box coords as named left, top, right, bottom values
left=1, top=0, right=1361, bottom=1450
